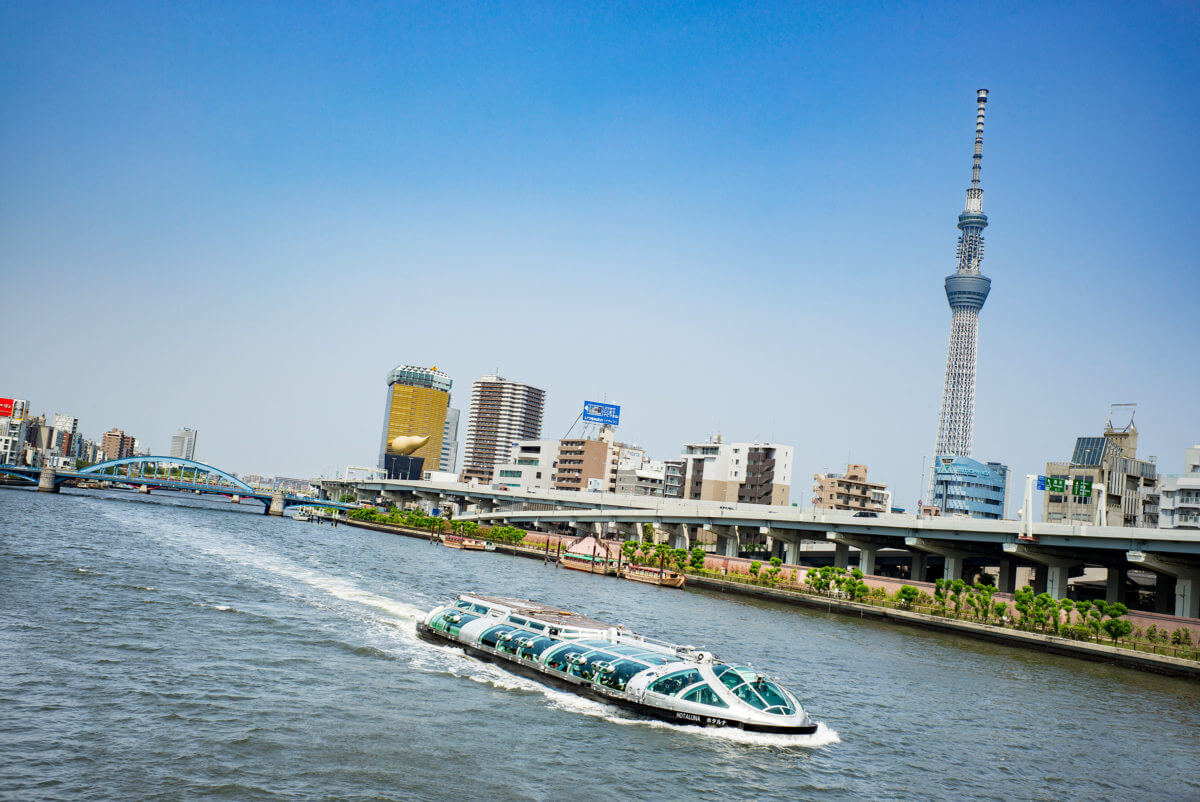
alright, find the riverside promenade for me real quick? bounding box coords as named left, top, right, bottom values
left=331, top=516, right=1200, bottom=678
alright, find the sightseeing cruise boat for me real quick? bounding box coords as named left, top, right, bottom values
left=620, top=563, right=686, bottom=588
left=442, top=534, right=493, bottom=551
left=417, top=594, right=817, bottom=734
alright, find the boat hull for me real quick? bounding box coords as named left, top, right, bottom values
left=620, top=568, right=686, bottom=588
left=416, top=622, right=816, bottom=735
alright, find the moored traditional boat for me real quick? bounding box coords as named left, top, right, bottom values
left=417, top=595, right=817, bottom=734
left=621, top=563, right=686, bottom=588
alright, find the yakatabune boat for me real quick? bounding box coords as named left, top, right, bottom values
left=417, top=594, right=817, bottom=734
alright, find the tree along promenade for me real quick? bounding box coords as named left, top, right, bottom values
left=329, top=510, right=1199, bottom=677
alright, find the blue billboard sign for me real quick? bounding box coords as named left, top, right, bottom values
left=582, top=401, right=620, bottom=426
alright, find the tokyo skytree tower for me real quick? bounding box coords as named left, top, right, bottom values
left=934, top=89, right=992, bottom=462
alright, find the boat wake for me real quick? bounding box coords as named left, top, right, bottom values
left=136, top=514, right=838, bottom=749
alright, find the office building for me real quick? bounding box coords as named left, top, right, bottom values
left=1159, top=445, right=1200, bottom=530
left=101, top=429, right=136, bottom=461
left=930, top=456, right=1008, bottom=519
left=492, top=439, right=558, bottom=492
left=461, top=374, right=545, bottom=483
left=440, top=408, right=460, bottom=473
left=678, top=437, right=793, bottom=506
left=378, top=364, right=453, bottom=474
left=170, top=427, right=198, bottom=460
left=1043, top=407, right=1158, bottom=527
left=931, top=90, right=993, bottom=494
left=813, top=464, right=889, bottom=513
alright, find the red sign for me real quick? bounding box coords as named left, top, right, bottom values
left=0, top=398, right=13, bottom=418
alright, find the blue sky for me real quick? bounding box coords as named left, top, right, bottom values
left=2, top=1, right=1197, bottom=509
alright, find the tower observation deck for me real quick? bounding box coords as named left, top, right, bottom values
left=934, top=89, right=991, bottom=464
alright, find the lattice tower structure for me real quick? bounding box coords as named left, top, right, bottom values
left=934, top=89, right=992, bottom=470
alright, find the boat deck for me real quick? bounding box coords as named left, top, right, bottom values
left=466, top=595, right=613, bottom=630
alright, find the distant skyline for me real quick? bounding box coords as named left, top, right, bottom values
left=2, top=2, right=1197, bottom=510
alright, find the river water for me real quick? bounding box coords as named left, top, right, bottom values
left=2, top=489, right=1198, bottom=800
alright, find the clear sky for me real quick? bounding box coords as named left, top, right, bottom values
left=2, top=1, right=1197, bottom=510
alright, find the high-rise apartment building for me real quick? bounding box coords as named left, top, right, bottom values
left=378, top=365, right=453, bottom=474
left=1159, top=445, right=1200, bottom=530
left=440, top=408, right=460, bottom=473
left=678, top=437, right=793, bottom=506
left=101, top=428, right=136, bottom=461
left=812, top=464, right=888, bottom=513
left=461, top=374, right=545, bottom=483
left=52, top=414, right=78, bottom=459
left=1043, top=408, right=1158, bottom=527
left=170, top=427, right=198, bottom=460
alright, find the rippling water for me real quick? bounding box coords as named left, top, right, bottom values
left=2, top=489, right=1198, bottom=800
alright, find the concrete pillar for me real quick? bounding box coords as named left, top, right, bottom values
left=1176, top=576, right=1199, bottom=620
left=1155, top=574, right=1177, bottom=614
left=269, top=491, right=286, bottom=516
left=138, top=485, right=151, bottom=495
left=37, top=466, right=59, bottom=493
left=722, top=534, right=738, bottom=558
left=1031, top=567, right=1047, bottom=596
left=783, top=539, right=800, bottom=566
left=910, top=552, right=927, bottom=582
left=1105, top=566, right=1124, bottom=604
left=944, top=554, right=963, bottom=583
left=858, top=546, right=877, bottom=576
left=997, top=559, right=1017, bottom=594
left=834, top=542, right=849, bottom=570
left=1046, top=565, right=1069, bottom=599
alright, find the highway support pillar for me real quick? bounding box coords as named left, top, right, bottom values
left=910, top=552, right=928, bottom=582
left=1127, top=551, right=1200, bottom=619
left=1106, top=566, right=1126, bottom=604
left=37, top=466, right=59, bottom=493
left=997, top=559, right=1017, bottom=594
left=833, top=541, right=850, bottom=571
left=1003, top=543, right=1075, bottom=599
left=721, top=527, right=741, bottom=558
left=268, top=491, right=286, bottom=516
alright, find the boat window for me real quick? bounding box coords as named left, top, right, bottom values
left=526, top=621, right=546, bottom=632
left=544, top=644, right=588, bottom=673
left=648, top=669, right=704, bottom=697
left=431, top=611, right=479, bottom=636
left=508, top=616, right=528, bottom=626
left=714, top=665, right=743, bottom=691
left=496, top=629, right=534, bottom=654
left=480, top=624, right=517, bottom=648
left=596, top=659, right=649, bottom=691
left=578, top=651, right=620, bottom=681
left=470, top=604, right=492, bottom=615
left=730, top=683, right=768, bottom=710
left=752, top=680, right=794, bottom=713
left=517, top=636, right=558, bottom=660
left=454, top=600, right=472, bottom=610
left=682, top=684, right=730, bottom=709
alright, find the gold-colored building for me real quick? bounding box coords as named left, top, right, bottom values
left=378, top=365, right=452, bottom=472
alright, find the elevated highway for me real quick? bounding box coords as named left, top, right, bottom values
left=319, top=477, right=1200, bottom=618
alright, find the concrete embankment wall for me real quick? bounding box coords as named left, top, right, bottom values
left=334, top=517, right=1199, bottom=679
left=701, top=553, right=1200, bottom=644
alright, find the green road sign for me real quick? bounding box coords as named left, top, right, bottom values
left=1071, top=480, right=1093, bottom=498
left=1046, top=477, right=1066, bottom=493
